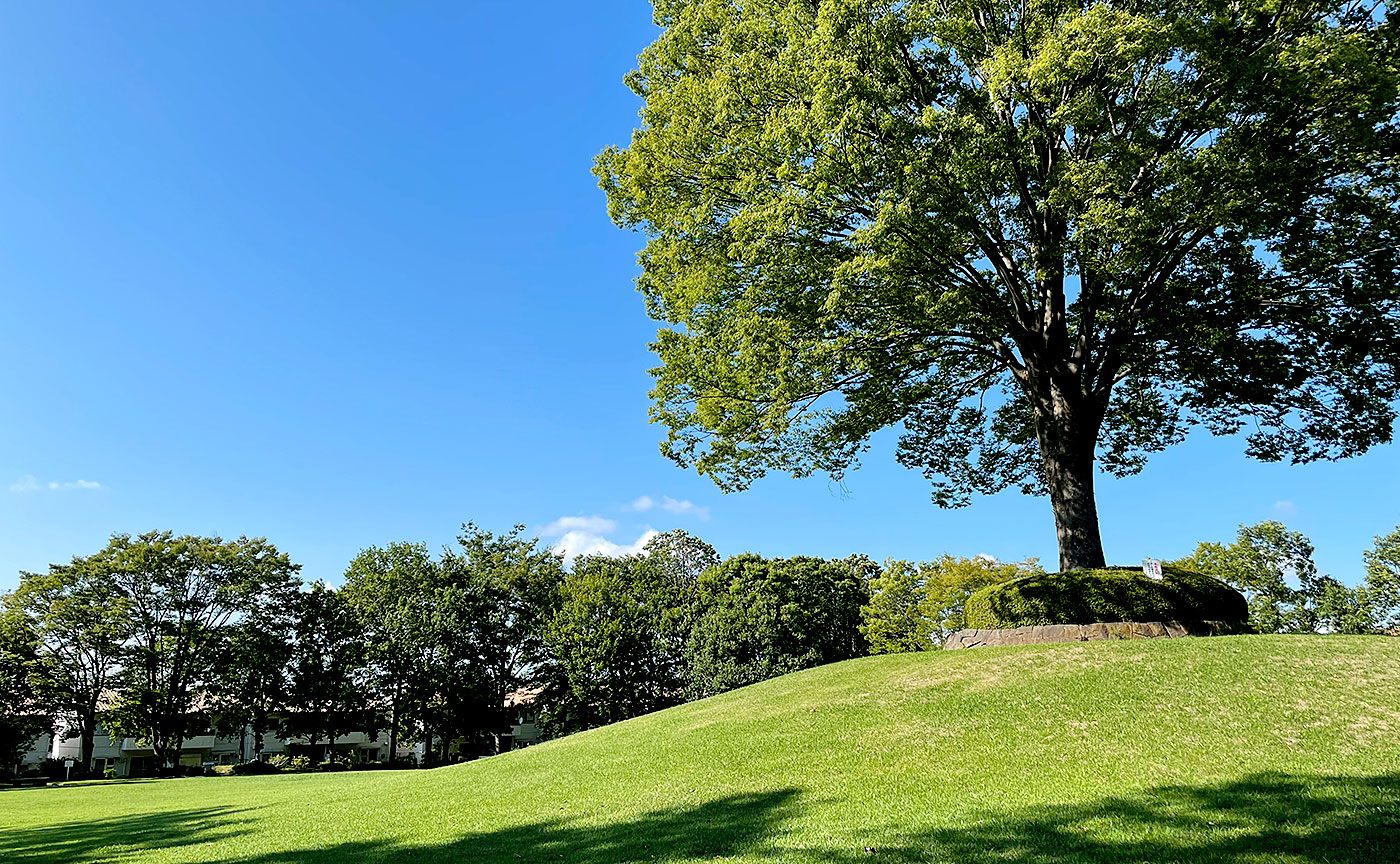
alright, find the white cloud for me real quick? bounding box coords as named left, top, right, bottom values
left=541, top=515, right=617, bottom=537
left=660, top=496, right=709, bottom=520
left=9, top=475, right=102, bottom=492
left=553, top=528, right=659, bottom=562
left=1272, top=500, right=1298, bottom=517
left=627, top=495, right=655, bottom=512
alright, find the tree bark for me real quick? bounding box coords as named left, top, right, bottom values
left=79, top=714, right=96, bottom=772
left=1036, top=395, right=1107, bottom=571
left=388, top=678, right=401, bottom=765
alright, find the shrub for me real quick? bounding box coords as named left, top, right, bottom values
left=39, top=758, right=67, bottom=779
left=963, top=566, right=1248, bottom=629
left=210, top=765, right=235, bottom=776
left=265, top=754, right=290, bottom=771
left=316, top=760, right=347, bottom=772
left=103, top=767, right=116, bottom=780
left=288, top=755, right=312, bottom=772
left=231, top=761, right=280, bottom=775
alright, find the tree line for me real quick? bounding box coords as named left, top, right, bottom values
left=3, top=520, right=1398, bottom=776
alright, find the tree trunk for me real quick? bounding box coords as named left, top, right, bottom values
left=1037, top=399, right=1107, bottom=571
left=79, top=715, right=96, bottom=772
left=388, top=679, right=401, bottom=765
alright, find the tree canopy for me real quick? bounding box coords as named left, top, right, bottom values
left=599, top=0, right=1400, bottom=569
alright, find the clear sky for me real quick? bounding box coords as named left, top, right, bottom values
left=1, top=2, right=1395, bottom=592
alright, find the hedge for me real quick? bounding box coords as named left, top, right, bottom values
left=963, top=566, right=1248, bottom=629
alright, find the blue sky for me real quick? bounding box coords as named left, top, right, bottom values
left=1, top=2, right=1395, bottom=592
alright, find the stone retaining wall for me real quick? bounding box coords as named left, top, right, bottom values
left=942, top=620, right=1235, bottom=650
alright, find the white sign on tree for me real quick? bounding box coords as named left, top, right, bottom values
left=1143, top=558, right=1163, bottom=580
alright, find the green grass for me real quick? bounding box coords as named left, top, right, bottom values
left=4, top=635, right=1398, bottom=863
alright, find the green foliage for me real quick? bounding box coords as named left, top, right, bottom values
left=540, top=554, right=693, bottom=734
left=209, top=587, right=298, bottom=761
left=963, top=566, right=1247, bottom=628
left=339, top=526, right=566, bottom=762
left=644, top=529, right=720, bottom=587
left=1359, top=525, right=1400, bottom=633
left=288, top=755, right=311, bottom=772
left=1171, top=521, right=1371, bottom=634
left=0, top=607, right=48, bottom=770
left=8, top=556, right=129, bottom=771
left=265, top=753, right=290, bottom=771
left=99, top=532, right=302, bottom=769
left=598, top=0, right=1400, bottom=569
left=340, top=541, right=444, bottom=758
left=686, top=554, right=868, bottom=698
left=284, top=582, right=374, bottom=757
left=862, top=556, right=1042, bottom=652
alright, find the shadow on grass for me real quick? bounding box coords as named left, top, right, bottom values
left=1, top=773, right=1394, bottom=863
left=221, top=788, right=804, bottom=863
left=0, top=807, right=254, bottom=863
left=862, top=772, right=1400, bottom=864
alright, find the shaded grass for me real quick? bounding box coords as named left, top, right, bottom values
left=3, top=636, right=1397, bottom=863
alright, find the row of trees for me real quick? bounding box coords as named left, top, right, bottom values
left=1, top=532, right=299, bottom=774
left=1174, top=522, right=1400, bottom=636
left=4, top=519, right=1398, bottom=775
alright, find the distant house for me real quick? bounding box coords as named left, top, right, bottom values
left=505, top=686, right=544, bottom=750
left=48, top=723, right=413, bottom=776
left=45, top=687, right=549, bottom=774
left=10, top=730, right=53, bottom=775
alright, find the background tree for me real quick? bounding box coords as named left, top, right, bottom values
left=644, top=529, right=720, bottom=587
left=1174, top=521, right=1338, bottom=633
left=863, top=556, right=1041, bottom=653
left=598, top=0, right=1400, bottom=570
left=103, top=532, right=301, bottom=770
left=416, top=581, right=510, bottom=762
left=209, top=594, right=297, bottom=762
left=1359, top=526, right=1400, bottom=633
left=448, top=523, right=566, bottom=737
left=9, top=558, right=128, bottom=772
left=0, top=605, right=50, bottom=773
left=539, top=554, right=692, bottom=734
left=286, top=582, right=372, bottom=764
left=341, top=542, right=442, bottom=765
left=686, top=554, right=868, bottom=698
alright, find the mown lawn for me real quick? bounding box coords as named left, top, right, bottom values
left=3, top=635, right=1397, bottom=863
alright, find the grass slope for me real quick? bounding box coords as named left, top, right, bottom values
left=3, top=636, right=1398, bottom=863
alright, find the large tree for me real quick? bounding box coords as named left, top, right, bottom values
left=598, top=0, right=1400, bottom=569
left=9, top=558, right=129, bottom=772
left=539, top=554, right=692, bottom=733
left=340, top=542, right=442, bottom=765
left=1172, top=520, right=1346, bottom=632
left=102, top=532, right=301, bottom=770
left=446, top=523, right=566, bottom=737
left=209, top=594, right=298, bottom=762
left=1359, top=525, right=1400, bottom=632
left=0, top=606, right=50, bottom=773
left=285, top=582, right=373, bottom=764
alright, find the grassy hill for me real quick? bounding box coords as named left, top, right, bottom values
left=3, top=635, right=1398, bottom=863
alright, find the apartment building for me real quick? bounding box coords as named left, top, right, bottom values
left=49, top=724, right=412, bottom=776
